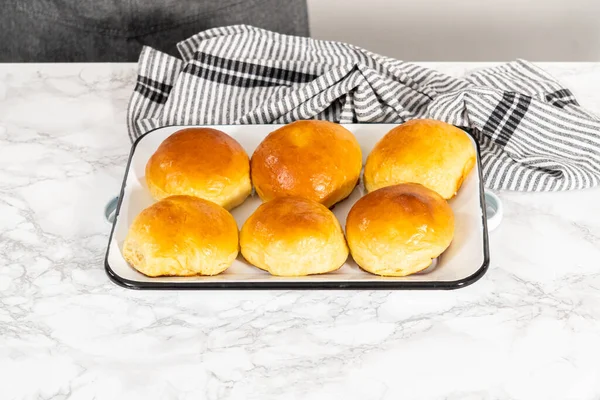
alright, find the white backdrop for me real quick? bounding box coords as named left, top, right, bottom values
left=308, top=0, right=600, bottom=61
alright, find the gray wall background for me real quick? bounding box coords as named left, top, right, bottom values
left=308, top=0, right=600, bottom=61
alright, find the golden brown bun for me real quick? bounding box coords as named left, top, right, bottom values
left=146, top=128, right=251, bottom=210
left=240, top=196, right=348, bottom=276
left=364, top=119, right=476, bottom=199
left=123, top=195, right=239, bottom=277
left=346, top=183, right=454, bottom=277
left=251, top=120, right=362, bottom=208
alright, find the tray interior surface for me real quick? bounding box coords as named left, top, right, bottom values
left=106, top=124, right=488, bottom=288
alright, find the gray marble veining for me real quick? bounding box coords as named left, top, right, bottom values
left=1, top=63, right=600, bottom=400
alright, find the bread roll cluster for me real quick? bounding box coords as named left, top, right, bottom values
left=123, top=119, right=475, bottom=278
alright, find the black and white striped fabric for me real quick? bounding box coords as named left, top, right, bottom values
left=127, top=25, right=600, bottom=191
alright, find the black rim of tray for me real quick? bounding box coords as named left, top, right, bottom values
left=104, top=124, right=490, bottom=290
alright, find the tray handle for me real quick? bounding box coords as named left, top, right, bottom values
left=484, top=190, right=502, bottom=232
left=104, top=196, right=119, bottom=224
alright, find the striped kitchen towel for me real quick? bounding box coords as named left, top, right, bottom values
left=127, top=25, right=600, bottom=191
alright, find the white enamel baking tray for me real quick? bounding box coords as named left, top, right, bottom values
left=105, top=124, right=490, bottom=290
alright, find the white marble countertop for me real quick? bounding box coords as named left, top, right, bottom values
left=1, top=62, right=600, bottom=400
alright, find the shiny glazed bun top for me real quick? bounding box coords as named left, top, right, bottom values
left=240, top=196, right=349, bottom=277
left=122, top=195, right=239, bottom=277
left=251, top=120, right=362, bottom=208
left=346, top=183, right=455, bottom=277
left=145, top=127, right=251, bottom=210
left=364, top=119, right=476, bottom=199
